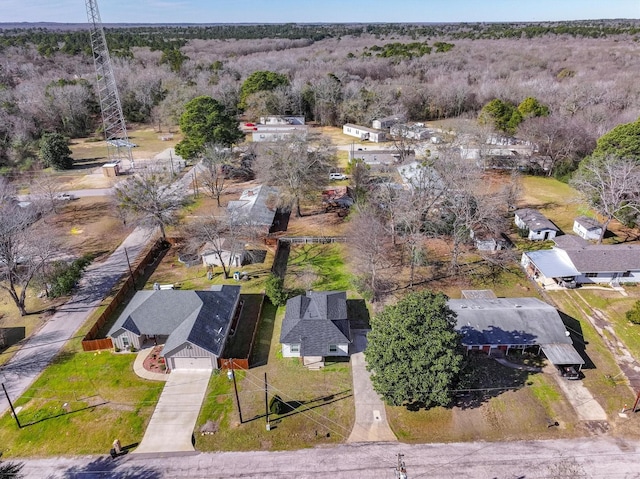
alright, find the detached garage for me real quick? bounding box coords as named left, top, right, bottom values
left=108, top=285, right=241, bottom=371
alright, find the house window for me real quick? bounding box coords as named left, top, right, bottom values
left=122, top=336, right=130, bottom=348
left=585, top=272, right=598, bottom=278
left=329, top=344, right=338, bottom=353
left=290, top=344, right=300, bottom=353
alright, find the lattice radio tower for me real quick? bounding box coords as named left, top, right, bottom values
left=86, top=0, right=135, bottom=168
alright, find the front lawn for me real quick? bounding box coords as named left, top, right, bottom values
left=386, top=355, right=579, bottom=443
left=0, top=349, right=163, bottom=457
left=195, top=303, right=355, bottom=451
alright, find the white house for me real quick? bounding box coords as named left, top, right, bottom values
left=514, top=208, right=559, bottom=241
left=372, top=114, right=405, bottom=130
left=343, top=124, right=386, bottom=143
left=251, top=125, right=308, bottom=142
left=259, top=115, right=305, bottom=125
left=521, top=241, right=640, bottom=286
left=573, top=216, right=604, bottom=241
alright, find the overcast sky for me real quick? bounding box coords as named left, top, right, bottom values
left=1, top=0, right=639, bottom=24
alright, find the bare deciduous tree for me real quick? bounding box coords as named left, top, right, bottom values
left=114, top=167, right=185, bottom=240
left=570, top=155, right=640, bottom=243
left=255, top=132, right=337, bottom=217
left=0, top=179, right=57, bottom=315
left=199, top=144, right=233, bottom=207
left=347, top=206, right=391, bottom=301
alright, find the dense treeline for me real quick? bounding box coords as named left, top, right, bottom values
left=1, top=19, right=639, bottom=175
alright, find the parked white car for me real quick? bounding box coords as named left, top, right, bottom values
left=54, top=192, right=78, bottom=201
left=329, top=172, right=347, bottom=180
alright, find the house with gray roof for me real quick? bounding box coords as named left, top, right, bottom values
left=514, top=208, right=559, bottom=241
left=108, top=285, right=241, bottom=370
left=448, top=297, right=584, bottom=368
left=573, top=216, right=604, bottom=241
left=521, top=241, right=640, bottom=286
left=227, top=185, right=278, bottom=230
left=280, top=291, right=351, bottom=367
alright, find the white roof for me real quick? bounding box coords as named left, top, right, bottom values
left=524, top=249, right=580, bottom=278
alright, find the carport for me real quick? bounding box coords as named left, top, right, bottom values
left=540, top=343, right=585, bottom=370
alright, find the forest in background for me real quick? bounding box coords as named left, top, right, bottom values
left=1, top=20, right=639, bottom=175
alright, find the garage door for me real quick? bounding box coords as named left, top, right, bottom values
left=171, top=357, right=213, bottom=370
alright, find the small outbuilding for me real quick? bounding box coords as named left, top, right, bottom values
left=573, top=216, right=604, bottom=241
left=514, top=208, right=559, bottom=241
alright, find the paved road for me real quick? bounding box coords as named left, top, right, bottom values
left=13, top=437, right=640, bottom=478
left=347, top=330, right=397, bottom=443
left=134, top=369, right=212, bottom=454
left=0, top=226, right=156, bottom=416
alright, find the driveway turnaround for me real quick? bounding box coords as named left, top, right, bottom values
left=347, top=330, right=397, bottom=443
left=133, top=369, right=212, bottom=454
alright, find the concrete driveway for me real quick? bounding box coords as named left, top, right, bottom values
left=133, top=369, right=212, bottom=454
left=347, top=330, right=397, bottom=443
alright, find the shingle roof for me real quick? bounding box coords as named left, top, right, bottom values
left=574, top=215, right=603, bottom=231
left=514, top=208, right=559, bottom=232
left=108, top=286, right=240, bottom=356
left=449, top=297, right=572, bottom=347
left=564, top=244, right=640, bottom=272
left=227, top=185, right=278, bottom=226
left=553, top=235, right=589, bottom=249
left=280, top=291, right=350, bottom=356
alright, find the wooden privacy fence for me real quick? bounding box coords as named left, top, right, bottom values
left=81, top=238, right=168, bottom=352
left=219, top=295, right=265, bottom=370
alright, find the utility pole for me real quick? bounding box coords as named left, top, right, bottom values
left=2, top=383, right=22, bottom=428
left=229, top=359, right=243, bottom=423
left=394, top=453, right=408, bottom=479
left=123, top=247, right=135, bottom=290
left=264, top=372, right=270, bottom=431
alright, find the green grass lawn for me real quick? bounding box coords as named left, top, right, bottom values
left=0, top=349, right=163, bottom=457
left=285, top=243, right=352, bottom=291
left=520, top=176, right=587, bottom=234
left=195, top=303, right=355, bottom=451
left=547, top=291, right=637, bottom=415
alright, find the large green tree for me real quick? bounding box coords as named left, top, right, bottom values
left=365, top=290, right=464, bottom=408
left=175, top=96, right=243, bottom=160
left=239, top=70, right=289, bottom=110
left=478, top=99, right=521, bottom=135
left=39, top=132, right=72, bottom=170
left=592, top=118, right=640, bottom=159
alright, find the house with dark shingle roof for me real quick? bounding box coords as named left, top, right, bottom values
left=521, top=240, right=640, bottom=286
left=514, top=208, right=559, bottom=241
left=280, top=291, right=351, bottom=367
left=108, top=285, right=241, bottom=370
left=449, top=297, right=584, bottom=369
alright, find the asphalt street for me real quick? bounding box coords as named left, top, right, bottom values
left=12, top=437, right=640, bottom=478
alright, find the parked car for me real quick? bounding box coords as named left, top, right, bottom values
left=54, top=192, right=78, bottom=201
left=329, top=172, right=347, bottom=180
left=557, top=365, right=580, bottom=380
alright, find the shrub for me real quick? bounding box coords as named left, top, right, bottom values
left=626, top=301, right=640, bottom=325
left=48, top=254, right=93, bottom=298
left=265, top=274, right=287, bottom=306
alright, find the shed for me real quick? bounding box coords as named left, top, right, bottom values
left=102, top=162, right=120, bottom=177
left=514, top=208, right=559, bottom=241
left=573, top=216, right=604, bottom=241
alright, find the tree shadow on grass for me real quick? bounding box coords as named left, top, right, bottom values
left=248, top=389, right=352, bottom=423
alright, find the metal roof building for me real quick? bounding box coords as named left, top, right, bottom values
left=448, top=297, right=584, bottom=367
